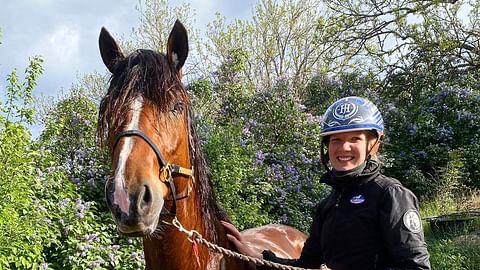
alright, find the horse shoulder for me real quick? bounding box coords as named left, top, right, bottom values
left=241, top=224, right=307, bottom=259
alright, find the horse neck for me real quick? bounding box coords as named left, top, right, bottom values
left=143, top=181, right=249, bottom=270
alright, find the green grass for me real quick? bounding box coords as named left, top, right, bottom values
left=421, top=192, right=480, bottom=269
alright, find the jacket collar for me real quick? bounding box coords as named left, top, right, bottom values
left=321, top=159, right=381, bottom=190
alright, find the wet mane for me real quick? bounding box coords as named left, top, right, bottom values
left=97, top=48, right=229, bottom=243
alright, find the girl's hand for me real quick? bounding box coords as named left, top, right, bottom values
left=221, top=221, right=262, bottom=259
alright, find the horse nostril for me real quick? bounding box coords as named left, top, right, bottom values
left=143, top=185, right=152, bottom=203
left=138, top=184, right=153, bottom=213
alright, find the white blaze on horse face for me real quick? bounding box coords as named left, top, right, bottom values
left=113, top=96, right=144, bottom=215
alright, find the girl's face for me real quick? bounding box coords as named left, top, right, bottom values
left=328, top=131, right=375, bottom=171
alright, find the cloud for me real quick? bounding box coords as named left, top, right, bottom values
left=0, top=0, right=256, bottom=100
left=39, top=24, right=80, bottom=67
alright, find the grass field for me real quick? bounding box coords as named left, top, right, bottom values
left=421, top=192, right=480, bottom=269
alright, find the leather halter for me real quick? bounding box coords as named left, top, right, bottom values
left=112, top=129, right=194, bottom=216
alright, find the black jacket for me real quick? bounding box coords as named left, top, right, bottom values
left=261, top=161, right=431, bottom=270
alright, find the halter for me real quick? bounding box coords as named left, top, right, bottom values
left=112, top=129, right=194, bottom=216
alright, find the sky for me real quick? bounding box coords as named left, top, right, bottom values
left=0, top=0, right=256, bottom=136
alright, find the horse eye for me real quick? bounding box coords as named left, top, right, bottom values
left=171, top=102, right=184, bottom=114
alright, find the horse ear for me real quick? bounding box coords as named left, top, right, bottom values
left=99, top=27, right=125, bottom=73
left=167, top=20, right=189, bottom=71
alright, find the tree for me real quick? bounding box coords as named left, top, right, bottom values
left=131, top=0, right=201, bottom=79
left=0, top=56, right=52, bottom=268
left=201, top=0, right=338, bottom=96
left=322, top=0, right=480, bottom=80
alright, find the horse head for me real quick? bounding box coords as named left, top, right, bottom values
left=98, top=20, right=192, bottom=237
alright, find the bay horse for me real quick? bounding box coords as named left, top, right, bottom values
left=98, top=20, right=307, bottom=270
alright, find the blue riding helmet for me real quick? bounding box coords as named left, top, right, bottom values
left=320, top=96, right=384, bottom=137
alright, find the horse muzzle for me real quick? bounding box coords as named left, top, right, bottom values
left=105, top=178, right=164, bottom=236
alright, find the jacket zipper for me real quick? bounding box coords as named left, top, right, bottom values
left=335, top=189, right=343, bottom=207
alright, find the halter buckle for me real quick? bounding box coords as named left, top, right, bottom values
left=161, top=164, right=172, bottom=183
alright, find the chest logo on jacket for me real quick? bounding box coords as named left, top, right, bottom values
left=403, top=209, right=422, bottom=233
left=350, top=194, right=366, bottom=204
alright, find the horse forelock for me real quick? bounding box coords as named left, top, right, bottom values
left=97, top=49, right=188, bottom=148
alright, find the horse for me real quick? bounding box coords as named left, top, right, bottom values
left=97, top=20, right=308, bottom=270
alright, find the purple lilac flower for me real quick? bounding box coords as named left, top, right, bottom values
left=425, top=107, right=437, bottom=113
left=86, top=170, right=95, bottom=178
left=59, top=198, right=70, bottom=209
left=437, top=125, right=453, bottom=138
left=108, top=252, right=117, bottom=262
left=76, top=199, right=88, bottom=218
left=239, top=139, right=247, bottom=147
left=297, top=103, right=306, bottom=112
left=88, top=259, right=105, bottom=268
left=255, top=151, right=266, bottom=165
left=408, top=124, right=418, bottom=135
left=306, top=113, right=321, bottom=125
left=299, top=153, right=312, bottom=164
left=415, top=150, right=427, bottom=158
left=87, top=178, right=96, bottom=187
left=75, top=149, right=86, bottom=161
left=386, top=103, right=397, bottom=112
left=457, top=111, right=473, bottom=121
left=84, top=233, right=97, bottom=242
left=71, top=177, right=81, bottom=185
left=242, top=126, right=251, bottom=137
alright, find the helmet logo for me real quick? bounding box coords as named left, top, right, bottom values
left=333, top=102, right=358, bottom=120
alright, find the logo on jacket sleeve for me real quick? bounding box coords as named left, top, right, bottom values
left=350, top=194, right=365, bottom=204
left=403, top=209, right=422, bottom=233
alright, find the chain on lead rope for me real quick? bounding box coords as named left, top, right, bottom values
left=170, top=217, right=327, bottom=270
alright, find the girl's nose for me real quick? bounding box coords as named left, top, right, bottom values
left=340, top=141, right=352, bottom=151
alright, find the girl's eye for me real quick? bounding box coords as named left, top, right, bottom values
left=352, top=137, right=363, bottom=141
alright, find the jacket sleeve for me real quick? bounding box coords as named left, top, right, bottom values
left=258, top=203, right=325, bottom=270
left=379, top=184, right=431, bottom=270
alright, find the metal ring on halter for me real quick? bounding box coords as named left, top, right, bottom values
left=161, top=163, right=172, bottom=183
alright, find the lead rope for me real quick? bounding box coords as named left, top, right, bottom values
left=170, top=217, right=327, bottom=270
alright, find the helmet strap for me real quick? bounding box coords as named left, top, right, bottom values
left=320, top=138, right=331, bottom=172
left=366, top=134, right=383, bottom=159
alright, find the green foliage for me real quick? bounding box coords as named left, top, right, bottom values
left=2, top=56, right=43, bottom=125
left=0, top=57, right=50, bottom=269
left=203, top=123, right=273, bottom=230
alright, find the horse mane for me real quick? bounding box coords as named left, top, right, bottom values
left=97, top=48, right=230, bottom=243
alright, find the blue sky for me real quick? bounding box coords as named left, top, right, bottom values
left=0, top=0, right=256, bottom=100
left=0, top=0, right=256, bottom=136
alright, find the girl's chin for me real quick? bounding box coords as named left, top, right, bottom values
left=333, top=163, right=358, bottom=171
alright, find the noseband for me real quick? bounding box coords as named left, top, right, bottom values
left=112, top=130, right=194, bottom=216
